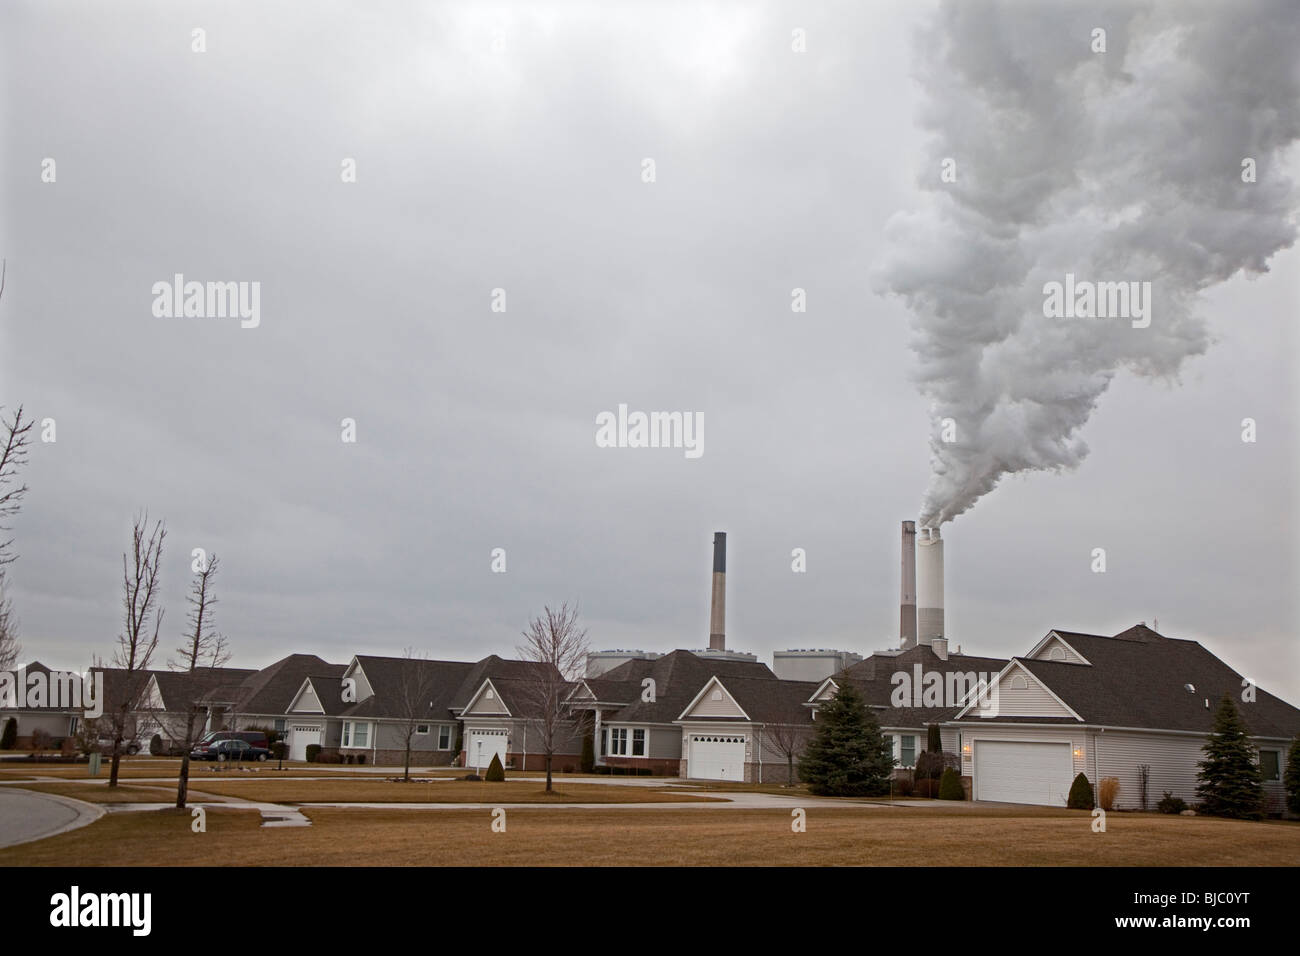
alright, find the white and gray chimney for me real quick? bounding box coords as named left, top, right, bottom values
left=900, top=520, right=918, bottom=649
left=916, top=526, right=944, bottom=646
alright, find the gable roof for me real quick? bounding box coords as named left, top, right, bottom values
left=830, top=643, right=1010, bottom=727
left=232, top=654, right=347, bottom=715
left=954, top=624, right=1300, bottom=738
left=147, top=667, right=258, bottom=712
left=595, top=650, right=778, bottom=724
left=679, top=674, right=820, bottom=724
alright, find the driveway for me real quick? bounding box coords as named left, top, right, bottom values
left=0, top=787, right=104, bottom=848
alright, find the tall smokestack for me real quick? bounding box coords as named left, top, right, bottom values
left=709, top=532, right=726, bottom=650
left=916, top=526, right=944, bottom=646
left=900, top=521, right=917, bottom=649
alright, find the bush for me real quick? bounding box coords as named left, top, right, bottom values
left=149, top=734, right=163, bottom=756
left=316, top=751, right=343, bottom=764
left=1098, top=776, right=1121, bottom=811
left=1286, top=735, right=1300, bottom=816
left=345, top=754, right=355, bottom=765
left=580, top=734, right=595, bottom=774
left=1, top=717, right=16, bottom=750
left=485, top=753, right=505, bottom=782
left=1157, top=791, right=1188, bottom=814
left=563, top=765, right=575, bottom=774
left=357, top=754, right=365, bottom=765
left=913, top=778, right=938, bottom=798
left=891, top=775, right=914, bottom=797
left=914, top=750, right=945, bottom=781
left=1067, top=772, right=1094, bottom=809
left=938, top=768, right=964, bottom=800
left=31, top=729, right=52, bottom=758
left=271, top=742, right=287, bottom=760
left=305, top=744, right=322, bottom=763
left=459, top=773, right=482, bottom=781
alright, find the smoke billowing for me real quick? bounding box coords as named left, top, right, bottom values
left=876, top=0, right=1300, bottom=528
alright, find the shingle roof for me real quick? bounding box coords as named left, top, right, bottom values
left=232, top=654, right=346, bottom=715
left=682, top=675, right=821, bottom=724
left=963, top=624, right=1300, bottom=737
left=834, top=643, right=1010, bottom=727
left=596, top=650, right=779, bottom=724
left=151, top=667, right=258, bottom=711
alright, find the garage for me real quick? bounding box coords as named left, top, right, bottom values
left=289, top=724, right=321, bottom=762
left=688, top=734, right=746, bottom=781
left=974, top=740, right=1075, bottom=805
left=467, top=729, right=508, bottom=772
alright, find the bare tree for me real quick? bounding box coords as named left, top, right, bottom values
left=764, top=716, right=813, bottom=787
left=107, top=513, right=166, bottom=787
left=516, top=602, right=589, bottom=792
left=0, top=403, right=32, bottom=672
left=155, top=554, right=230, bottom=808
left=395, top=648, right=438, bottom=782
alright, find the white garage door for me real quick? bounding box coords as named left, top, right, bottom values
left=289, top=725, right=321, bottom=762
left=467, top=730, right=508, bottom=771
left=688, top=734, right=746, bottom=781
left=975, top=740, right=1074, bottom=805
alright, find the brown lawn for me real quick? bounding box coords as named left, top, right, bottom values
left=2, top=802, right=1297, bottom=866
left=5, top=779, right=722, bottom=805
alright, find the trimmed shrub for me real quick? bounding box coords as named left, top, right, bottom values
left=459, top=773, right=482, bottom=781
left=1067, top=772, right=1094, bottom=809
left=357, top=754, right=366, bottom=765
left=892, top=775, right=914, bottom=797
left=580, top=734, right=595, bottom=773
left=271, top=742, right=287, bottom=760
left=305, top=744, right=322, bottom=763
left=1286, top=735, right=1300, bottom=816
left=1, top=717, right=16, bottom=750
left=938, top=767, right=964, bottom=800
left=913, top=778, right=938, bottom=799
left=485, top=753, right=505, bottom=782
left=31, top=729, right=52, bottom=758
left=149, top=734, right=163, bottom=756
left=1157, top=791, right=1188, bottom=814
left=1098, top=776, right=1121, bottom=811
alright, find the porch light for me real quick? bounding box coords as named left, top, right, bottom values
left=961, top=744, right=971, bottom=754
left=1073, top=748, right=1083, bottom=757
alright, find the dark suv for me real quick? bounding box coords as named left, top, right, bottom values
left=195, top=730, right=269, bottom=750
left=191, top=738, right=270, bottom=762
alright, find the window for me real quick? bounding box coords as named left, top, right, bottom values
left=1010, top=675, right=1028, bottom=690
left=632, top=729, right=646, bottom=757
left=274, top=719, right=285, bottom=733
left=438, top=725, right=452, bottom=750
left=68, top=716, right=80, bottom=735
left=900, top=735, right=917, bottom=768
left=416, top=724, right=430, bottom=735
left=343, top=721, right=370, bottom=748
left=1259, top=749, right=1281, bottom=781
left=710, top=689, right=722, bottom=701
left=608, top=728, right=629, bottom=756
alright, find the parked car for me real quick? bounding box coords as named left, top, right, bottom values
left=195, top=730, right=269, bottom=750
left=190, top=738, right=270, bottom=762
left=92, top=736, right=141, bottom=755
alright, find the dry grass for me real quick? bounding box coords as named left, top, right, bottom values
left=7, top=778, right=721, bottom=805
left=2, top=803, right=1297, bottom=867
left=134, top=779, right=723, bottom=804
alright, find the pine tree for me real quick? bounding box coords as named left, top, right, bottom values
left=926, top=724, right=941, bottom=753
left=1196, top=695, right=1265, bottom=820
left=797, top=682, right=894, bottom=796
left=1284, top=735, right=1300, bottom=817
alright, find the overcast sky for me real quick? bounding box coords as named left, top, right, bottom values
left=2, top=1, right=1297, bottom=703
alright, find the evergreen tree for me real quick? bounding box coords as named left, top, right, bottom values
left=1196, top=695, right=1265, bottom=820
left=938, top=767, right=964, bottom=800
left=926, top=724, right=941, bottom=753
left=1284, top=735, right=1300, bottom=817
left=485, top=752, right=506, bottom=782
left=580, top=734, right=595, bottom=774
left=797, top=682, right=894, bottom=796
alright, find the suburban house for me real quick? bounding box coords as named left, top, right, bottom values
left=947, top=625, right=1300, bottom=811
left=810, top=640, right=1009, bottom=773
left=136, top=666, right=259, bottom=751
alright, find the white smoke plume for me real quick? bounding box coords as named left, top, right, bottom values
left=875, top=0, right=1300, bottom=528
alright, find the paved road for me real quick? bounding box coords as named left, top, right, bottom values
left=0, top=787, right=105, bottom=848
